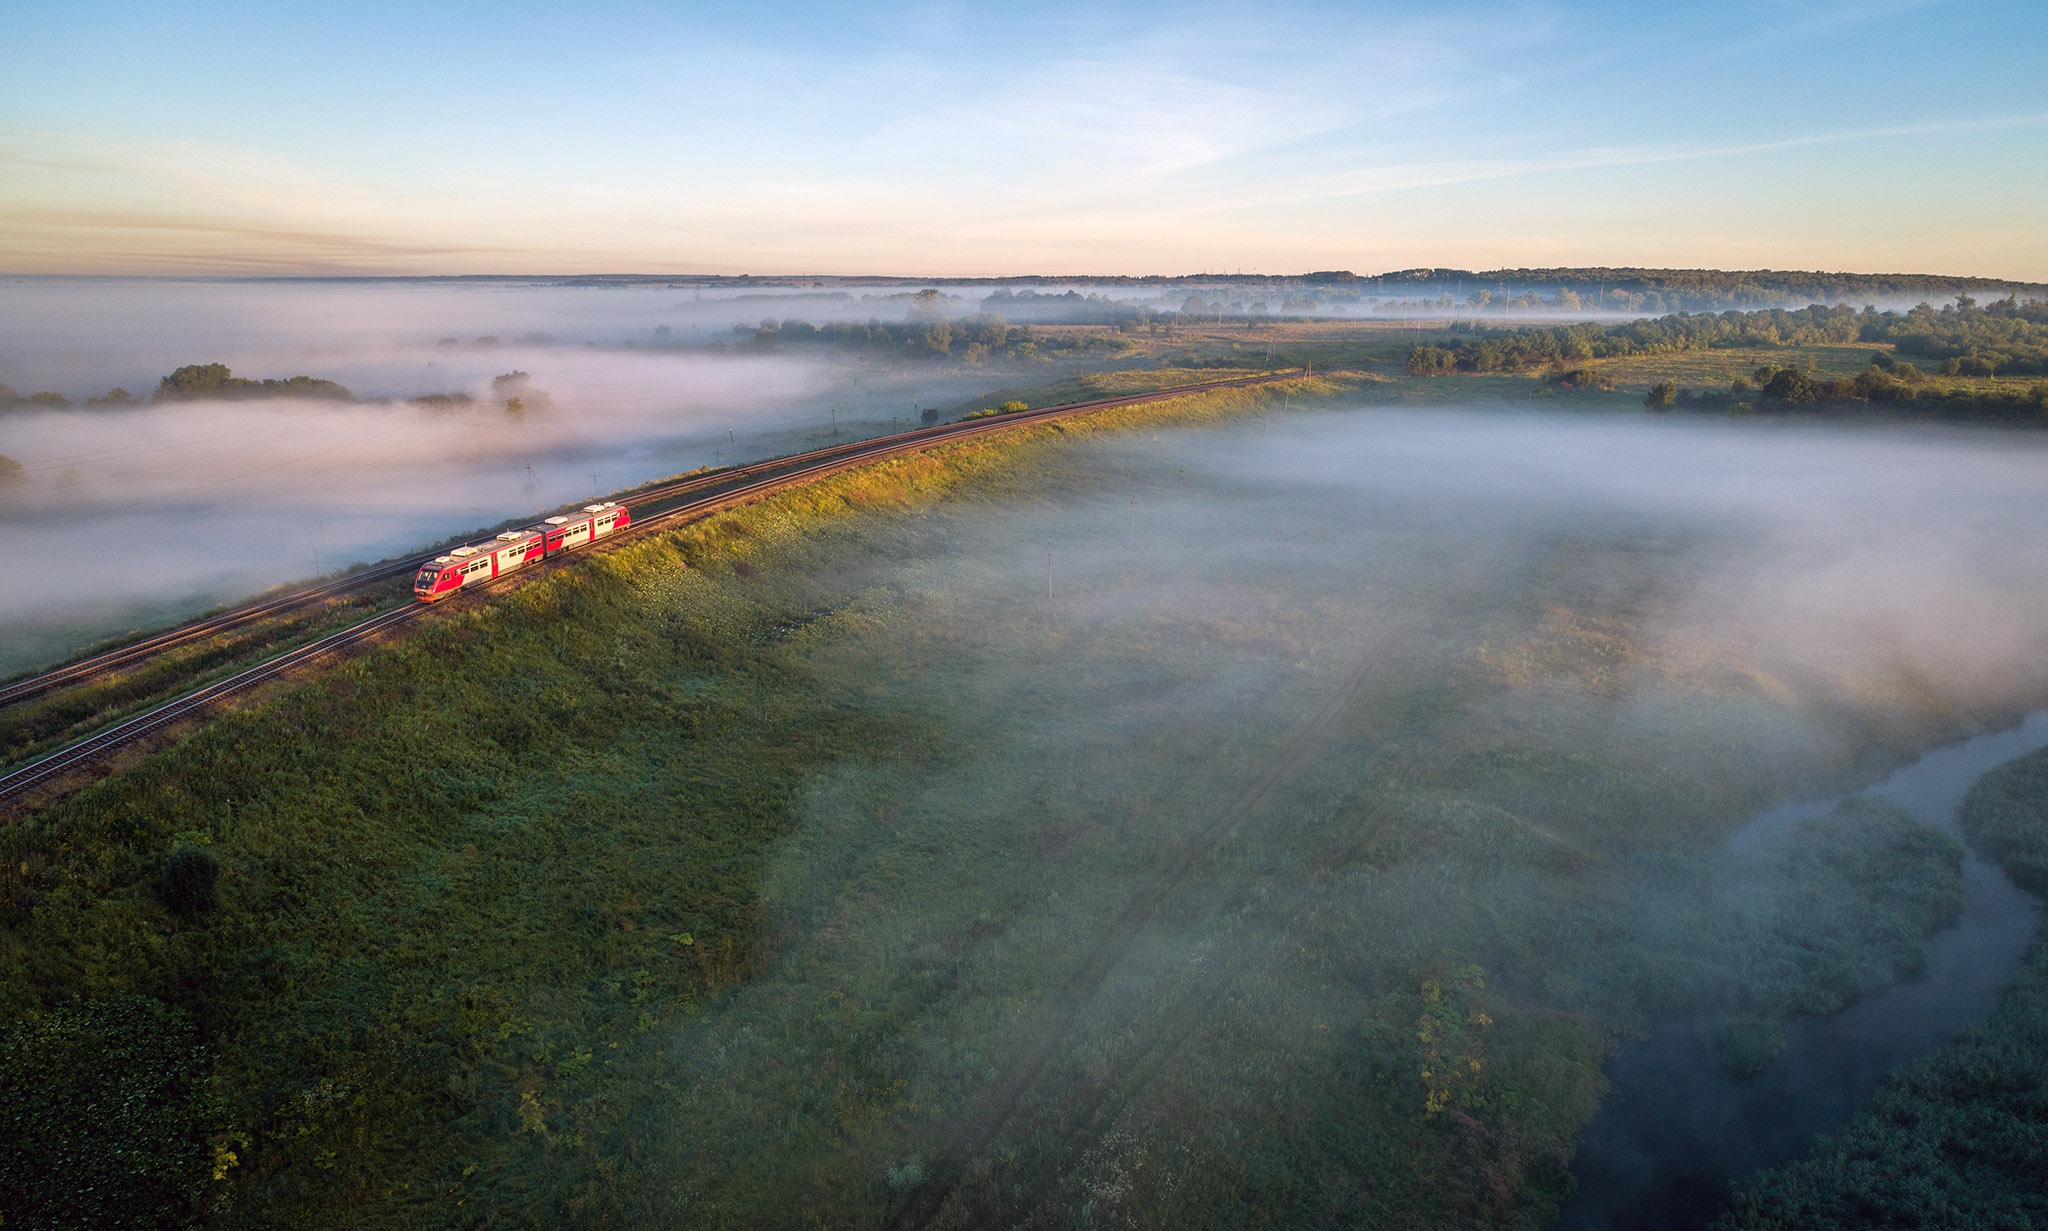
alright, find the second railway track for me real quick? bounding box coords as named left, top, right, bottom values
left=0, top=369, right=1311, bottom=810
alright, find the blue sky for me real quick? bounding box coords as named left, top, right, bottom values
left=2, top=0, right=2044, bottom=276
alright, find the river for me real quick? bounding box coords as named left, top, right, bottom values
left=1556, top=710, right=2048, bottom=1229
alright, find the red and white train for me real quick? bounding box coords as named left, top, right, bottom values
left=413, top=501, right=630, bottom=602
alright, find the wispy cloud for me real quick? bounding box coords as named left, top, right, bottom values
left=1204, top=110, right=2048, bottom=212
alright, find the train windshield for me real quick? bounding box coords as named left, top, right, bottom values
left=414, top=567, right=441, bottom=588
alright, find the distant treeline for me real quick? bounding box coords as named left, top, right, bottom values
left=1405, top=299, right=2048, bottom=422
left=0, top=363, right=359, bottom=411
left=1635, top=360, right=2048, bottom=423
left=1409, top=298, right=2048, bottom=379
left=504, top=267, right=2048, bottom=296
left=1378, top=266, right=2043, bottom=307
left=153, top=363, right=352, bottom=402
left=710, top=306, right=1152, bottom=363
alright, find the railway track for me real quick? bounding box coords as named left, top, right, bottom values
left=0, top=368, right=1308, bottom=810
left=0, top=605, right=424, bottom=805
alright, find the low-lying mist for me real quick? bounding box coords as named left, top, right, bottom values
left=0, top=279, right=1067, bottom=674
left=0, top=351, right=833, bottom=674
left=632, top=403, right=2048, bottom=1225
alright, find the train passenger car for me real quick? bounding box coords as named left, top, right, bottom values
left=542, top=501, right=629, bottom=552
left=414, top=502, right=630, bottom=602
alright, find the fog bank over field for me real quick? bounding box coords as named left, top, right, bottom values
left=1215, top=410, right=2048, bottom=711
left=0, top=279, right=1069, bottom=675
left=633, top=403, right=2048, bottom=1225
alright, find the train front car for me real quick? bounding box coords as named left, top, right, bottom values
left=414, top=558, right=462, bottom=602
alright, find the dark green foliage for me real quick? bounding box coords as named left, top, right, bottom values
left=157, top=846, right=221, bottom=918
left=1742, top=797, right=1965, bottom=1017
left=1722, top=752, right=2048, bottom=1228
left=1761, top=368, right=1820, bottom=403
left=1405, top=343, right=1460, bottom=375
left=1960, top=745, right=2048, bottom=894
left=1645, top=380, right=1677, bottom=409
left=154, top=363, right=352, bottom=402
left=0, top=997, right=217, bottom=1230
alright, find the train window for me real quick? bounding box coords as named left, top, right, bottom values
left=415, top=568, right=439, bottom=588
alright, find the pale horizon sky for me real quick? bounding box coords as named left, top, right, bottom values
left=2, top=0, right=2045, bottom=279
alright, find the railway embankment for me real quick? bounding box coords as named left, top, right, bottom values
left=0, top=370, right=1345, bottom=808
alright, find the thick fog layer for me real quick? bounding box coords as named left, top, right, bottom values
left=0, top=280, right=1981, bottom=390
left=1217, top=411, right=2048, bottom=711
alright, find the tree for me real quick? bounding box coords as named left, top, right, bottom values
left=1405, top=344, right=1460, bottom=376
left=1645, top=381, right=1678, bottom=409
left=1763, top=369, right=1821, bottom=403
left=155, top=363, right=235, bottom=400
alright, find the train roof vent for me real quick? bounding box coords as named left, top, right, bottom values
left=451, top=546, right=479, bottom=556
left=496, top=531, right=524, bottom=540
left=583, top=504, right=606, bottom=512
left=434, top=556, right=456, bottom=565
left=545, top=516, right=570, bottom=525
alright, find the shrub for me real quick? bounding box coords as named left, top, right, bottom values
left=1762, top=369, right=1821, bottom=403
left=156, top=846, right=220, bottom=917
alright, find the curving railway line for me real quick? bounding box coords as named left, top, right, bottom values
left=0, top=369, right=1309, bottom=810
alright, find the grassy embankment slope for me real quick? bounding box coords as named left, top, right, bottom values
left=0, top=372, right=2004, bottom=1230
left=1721, top=750, right=2048, bottom=1228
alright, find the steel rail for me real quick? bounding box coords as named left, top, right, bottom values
left=0, top=369, right=1304, bottom=808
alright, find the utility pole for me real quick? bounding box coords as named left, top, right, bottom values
left=830, top=407, right=838, bottom=436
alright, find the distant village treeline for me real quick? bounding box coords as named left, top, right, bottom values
left=1408, top=297, right=2048, bottom=421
